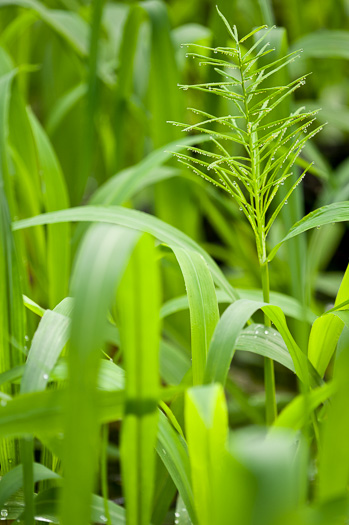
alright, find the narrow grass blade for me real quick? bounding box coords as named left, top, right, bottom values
left=173, top=247, right=219, bottom=385
left=273, top=382, right=335, bottom=430
left=185, top=384, right=252, bottom=525
left=317, top=334, right=349, bottom=502
left=20, top=305, right=70, bottom=395
left=292, top=30, right=349, bottom=59
left=205, top=299, right=318, bottom=387
left=61, top=224, right=139, bottom=525
left=161, top=288, right=316, bottom=323
left=13, top=205, right=238, bottom=301
left=32, top=487, right=126, bottom=525
left=156, top=411, right=196, bottom=524
left=118, top=234, right=161, bottom=525
left=27, top=110, right=70, bottom=308
left=269, top=202, right=349, bottom=261
left=0, top=463, right=60, bottom=508
left=309, top=264, right=349, bottom=376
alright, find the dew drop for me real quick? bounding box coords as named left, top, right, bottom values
left=285, top=200, right=288, bottom=205
left=175, top=512, right=180, bottom=518
left=43, top=373, right=49, bottom=380
left=100, top=516, right=108, bottom=523
left=264, top=330, right=269, bottom=335
left=1, top=509, right=8, bottom=518
left=25, top=335, right=29, bottom=342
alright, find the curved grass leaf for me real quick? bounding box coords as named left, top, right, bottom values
left=269, top=202, right=349, bottom=261
left=31, top=487, right=126, bottom=525
left=156, top=411, right=196, bottom=524
left=205, top=299, right=319, bottom=387
left=0, top=463, right=60, bottom=508
left=161, top=288, right=316, bottom=323
left=27, top=110, right=70, bottom=308
left=12, top=205, right=238, bottom=301
left=309, top=264, right=349, bottom=376
left=173, top=247, right=219, bottom=385
left=292, top=30, right=349, bottom=60
left=273, top=382, right=335, bottom=431
left=118, top=235, right=160, bottom=525
left=186, top=384, right=252, bottom=525
left=61, top=224, right=139, bottom=525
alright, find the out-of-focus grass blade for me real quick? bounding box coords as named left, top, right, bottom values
left=60, top=224, right=139, bottom=525
left=309, top=264, right=349, bottom=376
left=156, top=411, right=196, bottom=524
left=273, top=382, right=335, bottom=430
left=27, top=109, right=70, bottom=308
left=30, top=487, right=126, bottom=525
left=292, top=30, right=349, bottom=59
left=0, top=463, right=60, bottom=508
left=161, top=288, right=316, bottom=323
left=269, top=202, right=349, bottom=261
left=20, top=303, right=70, bottom=395
left=173, top=247, right=219, bottom=385
left=185, top=384, right=252, bottom=525
left=13, top=205, right=238, bottom=301
left=118, top=234, right=160, bottom=525
left=0, top=65, right=25, bottom=475
left=0, top=389, right=123, bottom=439
left=317, top=333, right=349, bottom=502
left=231, top=428, right=308, bottom=525
left=90, top=134, right=209, bottom=206
left=46, top=83, right=87, bottom=136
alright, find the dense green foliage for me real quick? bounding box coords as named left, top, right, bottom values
left=0, top=1, right=348, bottom=524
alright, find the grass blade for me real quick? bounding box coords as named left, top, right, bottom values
left=117, top=234, right=161, bottom=525
left=173, top=248, right=219, bottom=385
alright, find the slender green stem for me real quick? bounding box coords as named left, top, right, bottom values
left=260, top=260, right=277, bottom=424
left=101, top=424, right=112, bottom=525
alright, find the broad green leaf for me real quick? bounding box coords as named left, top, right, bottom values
left=173, top=247, right=219, bottom=385
left=118, top=234, right=161, bottom=525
